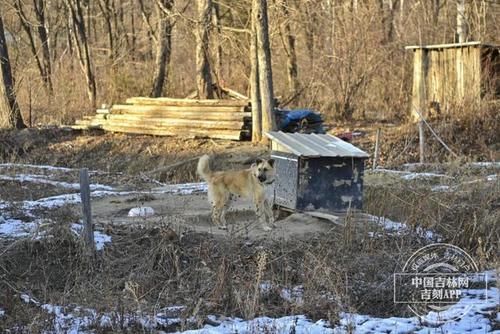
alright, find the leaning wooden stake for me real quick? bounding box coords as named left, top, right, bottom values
left=418, top=120, right=425, bottom=163
left=373, top=128, right=381, bottom=170
left=79, top=168, right=95, bottom=256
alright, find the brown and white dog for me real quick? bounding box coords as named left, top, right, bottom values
left=197, top=155, right=275, bottom=231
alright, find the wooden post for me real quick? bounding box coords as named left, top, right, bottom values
left=372, top=128, right=381, bottom=170
left=418, top=120, right=425, bottom=163
left=79, top=168, right=95, bottom=255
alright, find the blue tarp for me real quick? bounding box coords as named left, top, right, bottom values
left=278, top=109, right=324, bottom=133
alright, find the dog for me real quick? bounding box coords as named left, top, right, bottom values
left=197, top=155, right=276, bottom=231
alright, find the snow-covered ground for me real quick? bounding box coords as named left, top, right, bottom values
left=365, top=214, right=440, bottom=241
left=0, top=163, right=207, bottom=251
left=12, top=277, right=498, bottom=334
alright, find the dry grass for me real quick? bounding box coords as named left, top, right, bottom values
left=1, top=165, right=498, bottom=332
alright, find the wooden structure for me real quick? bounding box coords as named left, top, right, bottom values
left=406, top=41, right=499, bottom=122
left=73, top=97, right=251, bottom=140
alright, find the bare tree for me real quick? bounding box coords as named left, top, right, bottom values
left=456, top=0, right=468, bottom=42
left=380, top=0, right=397, bottom=43
left=196, top=0, right=214, bottom=99
left=150, top=0, right=174, bottom=98
left=254, top=0, right=276, bottom=140
left=64, top=0, right=97, bottom=107
left=278, top=0, right=299, bottom=98
left=97, top=0, right=116, bottom=60
left=0, top=15, right=25, bottom=129
left=250, top=2, right=262, bottom=143
left=14, top=0, right=53, bottom=92
left=211, top=1, right=223, bottom=93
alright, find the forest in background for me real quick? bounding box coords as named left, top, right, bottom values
left=1, top=0, right=499, bottom=126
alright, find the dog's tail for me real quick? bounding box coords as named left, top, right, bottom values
left=197, top=155, right=213, bottom=181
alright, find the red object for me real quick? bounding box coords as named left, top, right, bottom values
left=337, top=132, right=353, bottom=142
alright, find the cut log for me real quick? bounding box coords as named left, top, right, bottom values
left=125, top=97, right=250, bottom=106
left=104, top=114, right=245, bottom=129
left=112, top=104, right=248, bottom=113
left=108, top=109, right=250, bottom=121
left=96, top=108, right=110, bottom=114
left=219, top=87, right=249, bottom=100
left=102, top=123, right=244, bottom=140
left=125, top=97, right=250, bottom=107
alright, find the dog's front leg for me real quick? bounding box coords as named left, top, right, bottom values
left=254, top=195, right=272, bottom=231
left=263, top=199, right=275, bottom=227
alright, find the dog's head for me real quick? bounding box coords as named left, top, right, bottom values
left=251, top=158, right=276, bottom=184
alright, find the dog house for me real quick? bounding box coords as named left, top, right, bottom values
left=266, top=131, right=369, bottom=213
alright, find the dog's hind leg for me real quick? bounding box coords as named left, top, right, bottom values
left=211, top=192, right=229, bottom=230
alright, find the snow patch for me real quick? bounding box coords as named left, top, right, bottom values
left=71, top=223, right=111, bottom=251
left=401, top=172, right=452, bottom=180
left=0, top=217, right=38, bottom=238
left=0, top=217, right=111, bottom=250
left=366, top=214, right=439, bottom=241
left=0, top=174, right=113, bottom=191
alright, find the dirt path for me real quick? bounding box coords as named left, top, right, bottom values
left=91, top=191, right=335, bottom=240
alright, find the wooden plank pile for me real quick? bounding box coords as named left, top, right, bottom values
left=73, top=97, right=252, bottom=140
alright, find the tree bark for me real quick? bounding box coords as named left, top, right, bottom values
left=65, top=0, right=97, bottom=107
left=97, top=0, right=115, bottom=60
left=196, top=0, right=214, bottom=99
left=250, top=3, right=261, bottom=143
left=211, top=2, right=223, bottom=95
left=254, top=0, right=276, bottom=141
left=380, top=0, right=396, bottom=43
left=33, top=0, right=53, bottom=92
left=14, top=0, right=53, bottom=93
left=150, top=0, right=174, bottom=98
left=456, top=0, right=468, bottom=43
left=0, top=15, right=26, bottom=129
left=279, top=0, right=299, bottom=97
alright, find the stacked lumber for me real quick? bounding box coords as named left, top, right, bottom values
left=73, top=97, right=252, bottom=140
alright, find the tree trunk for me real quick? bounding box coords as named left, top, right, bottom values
left=150, top=0, right=174, bottom=98
left=33, top=0, right=53, bottom=92
left=212, top=2, right=223, bottom=95
left=380, top=0, right=396, bottom=43
left=0, top=16, right=26, bottom=129
left=279, top=0, right=299, bottom=97
left=432, top=0, right=441, bottom=26
left=65, top=0, right=97, bottom=108
left=303, top=2, right=314, bottom=70
left=97, top=0, right=115, bottom=60
left=14, top=0, right=53, bottom=93
left=250, top=2, right=261, bottom=143
left=328, top=0, right=336, bottom=57
left=196, top=0, right=214, bottom=99
left=254, top=0, right=276, bottom=141
left=456, top=0, right=468, bottom=43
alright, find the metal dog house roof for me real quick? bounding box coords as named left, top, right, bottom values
left=266, top=131, right=369, bottom=158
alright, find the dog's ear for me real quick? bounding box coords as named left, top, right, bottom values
left=268, top=159, right=275, bottom=167
left=255, top=158, right=263, bottom=165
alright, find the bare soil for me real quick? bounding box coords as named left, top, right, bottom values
left=91, top=191, right=333, bottom=240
